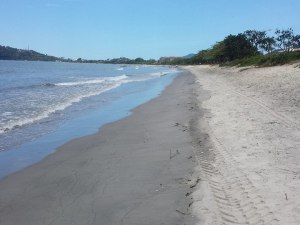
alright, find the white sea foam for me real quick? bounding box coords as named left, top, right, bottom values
left=2, top=112, right=13, bottom=116
left=107, top=74, right=128, bottom=81
left=0, top=83, right=125, bottom=134
left=55, top=79, right=105, bottom=86
left=54, top=75, right=128, bottom=86
left=0, top=75, right=130, bottom=134
left=0, top=70, right=178, bottom=135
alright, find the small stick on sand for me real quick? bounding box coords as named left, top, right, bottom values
left=176, top=209, right=189, bottom=215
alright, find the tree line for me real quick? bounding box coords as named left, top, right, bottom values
left=2, top=28, right=300, bottom=66
left=168, top=28, right=300, bottom=66
left=0, top=45, right=62, bottom=61
left=75, top=57, right=157, bottom=65
left=0, top=45, right=157, bottom=64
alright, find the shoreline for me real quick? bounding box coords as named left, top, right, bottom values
left=0, top=72, right=201, bottom=225
left=0, top=64, right=177, bottom=180
left=2, top=64, right=298, bottom=224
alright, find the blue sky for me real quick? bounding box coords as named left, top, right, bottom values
left=1, top=0, right=300, bottom=59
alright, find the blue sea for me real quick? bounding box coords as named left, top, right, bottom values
left=0, top=60, right=179, bottom=179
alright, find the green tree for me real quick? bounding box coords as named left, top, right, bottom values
left=194, top=41, right=226, bottom=64
left=275, top=28, right=295, bottom=52
left=146, top=59, right=157, bottom=64
left=223, top=34, right=257, bottom=61
left=261, top=37, right=276, bottom=53
left=292, top=34, right=300, bottom=48
left=244, top=30, right=278, bottom=53
left=244, top=30, right=267, bottom=52
left=134, top=57, right=145, bottom=64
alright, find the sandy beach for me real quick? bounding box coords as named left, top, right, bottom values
left=186, top=64, right=300, bottom=225
left=0, top=64, right=299, bottom=225
left=0, top=72, right=200, bottom=225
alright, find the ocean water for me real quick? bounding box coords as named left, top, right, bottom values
left=0, top=60, right=179, bottom=179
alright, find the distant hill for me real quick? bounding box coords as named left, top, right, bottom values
left=0, top=45, right=60, bottom=61
left=182, top=53, right=196, bottom=59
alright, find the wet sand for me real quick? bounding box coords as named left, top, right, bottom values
left=0, top=72, right=200, bottom=225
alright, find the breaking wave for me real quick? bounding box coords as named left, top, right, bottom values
left=0, top=70, right=178, bottom=134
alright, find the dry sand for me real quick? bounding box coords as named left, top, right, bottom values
left=0, top=72, right=201, bottom=225
left=186, top=64, right=300, bottom=225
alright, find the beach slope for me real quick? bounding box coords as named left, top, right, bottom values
left=186, top=64, right=300, bottom=225
left=0, top=72, right=199, bottom=225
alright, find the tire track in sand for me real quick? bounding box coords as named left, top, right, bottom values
left=193, top=125, right=279, bottom=224
left=230, top=90, right=299, bottom=130
left=187, top=108, right=280, bottom=225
